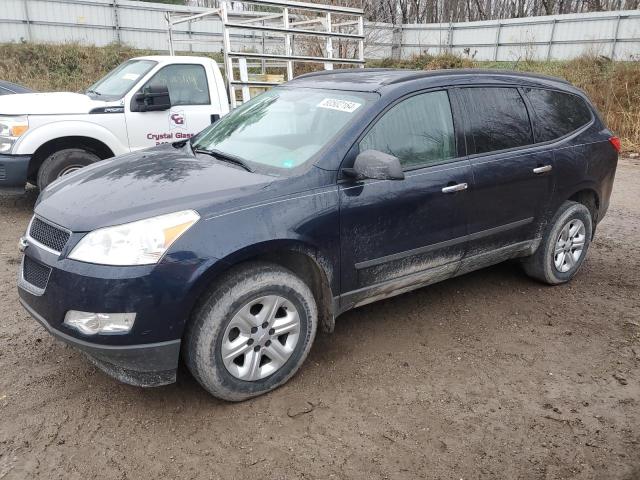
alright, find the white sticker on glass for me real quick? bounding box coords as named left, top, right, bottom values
left=122, top=73, right=140, bottom=81
left=317, top=98, right=361, bottom=113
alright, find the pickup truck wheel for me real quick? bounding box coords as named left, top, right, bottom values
left=522, top=201, right=593, bottom=285
left=37, top=148, right=101, bottom=190
left=185, top=262, right=318, bottom=401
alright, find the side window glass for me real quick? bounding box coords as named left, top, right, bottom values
left=461, top=87, right=533, bottom=154
left=143, top=64, right=210, bottom=106
left=359, top=90, right=456, bottom=169
left=523, top=88, right=592, bottom=142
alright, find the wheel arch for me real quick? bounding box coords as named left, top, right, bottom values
left=188, top=240, right=337, bottom=334
left=568, top=188, right=599, bottom=220
left=567, top=187, right=600, bottom=238
left=27, top=136, right=115, bottom=182
left=536, top=184, right=601, bottom=249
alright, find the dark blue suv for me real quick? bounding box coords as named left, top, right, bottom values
left=18, top=69, right=619, bottom=401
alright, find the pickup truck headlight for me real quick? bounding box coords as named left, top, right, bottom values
left=0, top=115, right=29, bottom=153
left=69, top=210, right=200, bottom=266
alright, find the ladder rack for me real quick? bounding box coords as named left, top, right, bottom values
left=166, top=0, right=365, bottom=108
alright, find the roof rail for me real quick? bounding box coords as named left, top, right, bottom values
left=383, top=68, right=571, bottom=86
left=295, top=68, right=394, bottom=80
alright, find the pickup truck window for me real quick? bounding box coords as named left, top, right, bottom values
left=142, top=64, right=210, bottom=106
left=86, top=59, right=156, bottom=100
left=192, top=87, right=376, bottom=171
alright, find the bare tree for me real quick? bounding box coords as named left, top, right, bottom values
left=168, top=0, right=636, bottom=22
left=360, top=0, right=636, bottom=22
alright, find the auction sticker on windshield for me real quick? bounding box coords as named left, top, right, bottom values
left=317, top=98, right=361, bottom=113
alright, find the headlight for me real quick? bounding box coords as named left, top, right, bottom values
left=0, top=115, right=29, bottom=153
left=69, top=210, right=200, bottom=266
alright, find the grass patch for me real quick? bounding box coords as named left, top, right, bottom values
left=369, top=53, right=640, bottom=152
left=1, top=43, right=637, bottom=151
left=0, top=42, right=222, bottom=92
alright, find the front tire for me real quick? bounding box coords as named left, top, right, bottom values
left=37, top=148, right=101, bottom=190
left=522, top=201, right=593, bottom=285
left=185, top=262, right=318, bottom=401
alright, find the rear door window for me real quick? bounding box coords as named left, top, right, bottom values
left=359, top=90, right=456, bottom=169
left=460, top=87, right=533, bottom=154
left=523, top=88, right=592, bottom=142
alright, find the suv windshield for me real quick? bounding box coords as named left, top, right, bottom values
left=86, top=59, right=157, bottom=100
left=192, top=88, right=376, bottom=171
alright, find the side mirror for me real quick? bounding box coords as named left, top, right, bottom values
left=132, top=85, right=171, bottom=112
left=343, top=149, right=404, bottom=181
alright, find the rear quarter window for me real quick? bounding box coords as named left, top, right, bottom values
left=523, top=88, right=592, bottom=142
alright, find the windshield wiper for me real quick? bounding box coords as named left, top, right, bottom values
left=86, top=89, right=102, bottom=96
left=193, top=147, right=254, bottom=173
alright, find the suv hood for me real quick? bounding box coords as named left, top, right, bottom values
left=0, top=92, right=110, bottom=115
left=35, top=144, right=277, bottom=232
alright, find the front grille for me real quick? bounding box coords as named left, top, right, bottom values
left=29, top=217, right=70, bottom=253
left=22, top=256, right=51, bottom=290
left=0, top=164, right=6, bottom=181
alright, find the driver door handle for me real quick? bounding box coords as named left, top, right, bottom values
left=441, top=183, right=468, bottom=194
left=533, top=165, right=553, bottom=174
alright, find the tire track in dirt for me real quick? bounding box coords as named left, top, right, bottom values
left=0, top=161, right=638, bottom=480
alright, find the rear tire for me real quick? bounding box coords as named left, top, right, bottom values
left=37, top=148, right=101, bottom=190
left=185, top=262, right=318, bottom=401
left=522, top=201, right=593, bottom=285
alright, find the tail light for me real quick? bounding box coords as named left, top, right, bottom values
left=609, top=136, right=621, bottom=153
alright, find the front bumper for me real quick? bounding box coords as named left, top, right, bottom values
left=0, top=153, right=30, bottom=193
left=17, top=230, right=215, bottom=387
left=20, top=298, right=179, bottom=386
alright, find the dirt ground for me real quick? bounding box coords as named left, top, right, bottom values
left=0, top=159, right=638, bottom=480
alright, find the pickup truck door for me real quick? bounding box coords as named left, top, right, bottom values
left=125, top=63, right=218, bottom=151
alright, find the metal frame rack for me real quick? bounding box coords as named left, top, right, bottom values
left=166, top=0, right=365, bottom=108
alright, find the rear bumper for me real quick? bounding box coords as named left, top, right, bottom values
left=20, top=297, right=180, bottom=387
left=0, top=154, right=30, bottom=192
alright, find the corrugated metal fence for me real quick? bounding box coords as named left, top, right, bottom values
left=1, top=0, right=638, bottom=61
left=398, top=11, right=640, bottom=61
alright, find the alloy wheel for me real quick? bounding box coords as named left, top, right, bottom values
left=554, top=218, right=586, bottom=273
left=57, top=165, right=84, bottom=177
left=221, top=295, right=301, bottom=381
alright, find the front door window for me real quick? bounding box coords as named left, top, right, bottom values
left=359, top=90, right=456, bottom=169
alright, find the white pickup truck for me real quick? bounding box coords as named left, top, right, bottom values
left=0, top=55, right=229, bottom=192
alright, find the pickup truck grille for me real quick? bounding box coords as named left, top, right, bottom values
left=29, top=217, right=70, bottom=253
left=22, top=255, right=51, bottom=291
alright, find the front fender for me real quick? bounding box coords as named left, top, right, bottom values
left=12, top=119, right=129, bottom=156
left=198, top=187, right=340, bottom=288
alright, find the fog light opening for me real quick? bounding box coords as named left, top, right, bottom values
left=63, top=311, right=136, bottom=335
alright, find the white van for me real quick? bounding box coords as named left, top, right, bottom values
left=0, top=55, right=229, bottom=192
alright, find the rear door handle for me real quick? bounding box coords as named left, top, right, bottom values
left=441, top=183, right=468, bottom=193
left=533, top=165, right=553, bottom=174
